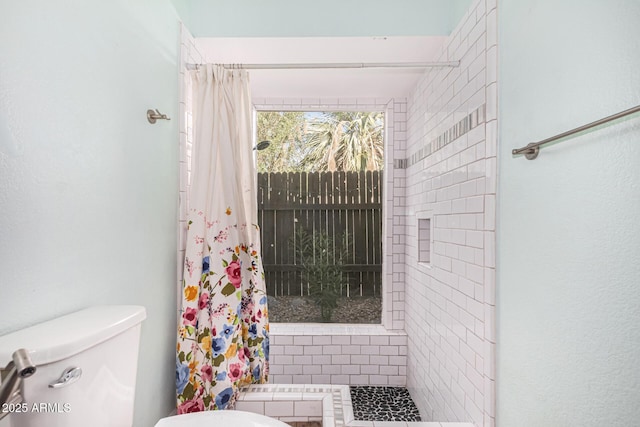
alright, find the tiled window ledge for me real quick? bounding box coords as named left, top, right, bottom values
left=235, top=384, right=474, bottom=427
left=270, top=323, right=406, bottom=336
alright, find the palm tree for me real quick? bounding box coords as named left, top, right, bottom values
left=300, top=111, right=384, bottom=172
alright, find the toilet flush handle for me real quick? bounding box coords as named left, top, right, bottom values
left=48, top=367, right=82, bottom=389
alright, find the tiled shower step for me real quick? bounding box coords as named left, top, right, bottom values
left=236, top=384, right=474, bottom=427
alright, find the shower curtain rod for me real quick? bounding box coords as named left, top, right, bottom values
left=186, top=61, right=460, bottom=70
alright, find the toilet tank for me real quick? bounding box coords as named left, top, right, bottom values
left=0, top=305, right=146, bottom=427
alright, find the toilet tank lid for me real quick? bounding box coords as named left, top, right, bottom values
left=0, top=305, right=146, bottom=366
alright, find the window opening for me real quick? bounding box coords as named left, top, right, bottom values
left=256, top=111, right=384, bottom=323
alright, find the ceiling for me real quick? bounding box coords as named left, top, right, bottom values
left=194, top=36, right=449, bottom=99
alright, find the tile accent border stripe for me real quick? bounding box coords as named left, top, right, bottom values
left=394, top=104, right=486, bottom=169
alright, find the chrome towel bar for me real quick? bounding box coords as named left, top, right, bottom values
left=512, top=104, right=640, bottom=160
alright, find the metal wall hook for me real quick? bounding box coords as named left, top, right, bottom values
left=147, top=109, right=171, bottom=124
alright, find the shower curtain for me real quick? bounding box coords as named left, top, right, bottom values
left=176, top=64, right=269, bottom=414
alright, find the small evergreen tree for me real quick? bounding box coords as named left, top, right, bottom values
left=292, top=227, right=350, bottom=322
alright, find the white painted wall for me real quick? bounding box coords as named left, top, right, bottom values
left=0, top=1, right=181, bottom=425
left=403, top=0, right=497, bottom=425
left=177, top=0, right=472, bottom=38
left=497, top=1, right=640, bottom=426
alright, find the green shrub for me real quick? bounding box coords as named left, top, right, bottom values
left=292, top=227, right=349, bottom=322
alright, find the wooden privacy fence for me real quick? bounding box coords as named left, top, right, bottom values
left=257, top=170, right=383, bottom=297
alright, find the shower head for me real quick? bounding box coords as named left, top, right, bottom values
left=253, top=140, right=271, bottom=151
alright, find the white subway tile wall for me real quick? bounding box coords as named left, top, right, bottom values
left=269, top=325, right=408, bottom=386
left=177, top=25, right=203, bottom=300
left=402, top=0, right=496, bottom=426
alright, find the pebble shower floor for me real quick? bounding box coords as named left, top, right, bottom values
left=349, top=386, right=421, bottom=422
left=285, top=386, right=421, bottom=426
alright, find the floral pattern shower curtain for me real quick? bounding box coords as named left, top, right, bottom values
left=176, top=65, right=269, bottom=414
